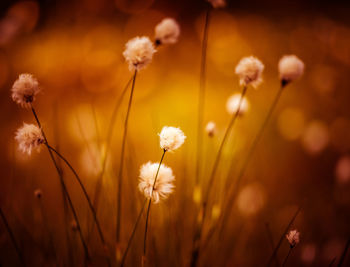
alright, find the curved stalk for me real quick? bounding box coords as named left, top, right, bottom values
left=47, top=146, right=108, bottom=255
left=116, top=70, right=138, bottom=243
left=120, top=199, right=147, bottom=267
left=142, top=149, right=167, bottom=265
left=190, top=86, right=248, bottom=267
left=195, top=6, right=211, bottom=186
left=30, top=104, right=90, bottom=262
left=0, top=208, right=25, bottom=265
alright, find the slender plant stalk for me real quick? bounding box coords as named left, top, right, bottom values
left=218, top=84, right=285, bottom=237
left=0, top=207, right=25, bottom=265
left=265, top=223, right=280, bottom=267
left=37, top=198, right=57, bottom=262
left=93, top=76, right=133, bottom=210
left=30, top=104, right=90, bottom=261
left=52, top=103, right=73, bottom=265
left=143, top=149, right=167, bottom=265
left=281, top=247, right=293, bottom=267
left=266, top=206, right=301, bottom=267
left=47, top=146, right=108, bottom=254
left=190, top=85, right=248, bottom=267
left=120, top=199, right=147, bottom=267
left=337, top=238, right=350, bottom=267
left=116, top=70, right=138, bottom=243
left=195, top=5, right=211, bottom=186
left=329, top=258, right=336, bottom=267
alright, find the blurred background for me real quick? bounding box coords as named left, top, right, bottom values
left=1, top=0, right=350, bottom=266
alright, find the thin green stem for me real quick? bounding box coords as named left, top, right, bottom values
left=195, top=6, right=211, bottom=186
left=190, top=85, right=248, bottom=267
left=266, top=207, right=301, bottom=267
left=116, top=70, right=138, bottom=243
left=0, top=207, right=25, bottom=266
left=47, top=146, right=108, bottom=250
left=143, top=149, right=167, bottom=262
left=282, top=247, right=293, bottom=267
left=120, top=199, right=147, bottom=267
left=30, top=105, right=90, bottom=262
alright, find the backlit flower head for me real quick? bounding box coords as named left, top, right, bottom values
left=279, top=55, right=305, bottom=85
left=11, top=73, right=40, bottom=108
left=205, top=121, right=216, bottom=137
left=138, top=162, right=175, bottom=203
left=286, top=229, right=300, bottom=248
left=235, top=56, right=264, bottom=88
left=123, top=36, right=156, bottom=71
left=226, top=93, right=249, bottom=116
left=155, top=18, right=180, bottom=46
left=15, top=123, right=44, bottom=155
left=207, top=0, right=226, bottom=8
left=159, top=126, right=186, bottom=152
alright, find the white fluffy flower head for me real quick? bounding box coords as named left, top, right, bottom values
left=138, top=162, right=175, bottom=203
left=207, top=0, right=226, bottom=8
left=155, top=18, right=180, bottom=45
left=226, top=93, right=249, bottom=116
left=15, top=123, right=44, bottom=155
left=123, top=36, right=156, bottom=71
left=159, top=126, right=186, bottom=152
left=279, top=55, right=305, bottom=84
left=235, top=56, right=264, bottom=88
left=205, top=121, right=216, bottom=137
left=286, top=229, right=300, bottom=248
left=11, top=74, right=40, bottom=108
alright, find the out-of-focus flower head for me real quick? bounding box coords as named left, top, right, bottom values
left=278, top=55, right=305, bottom=86
left=235, top=56, right=264, bottom=88
left=286, top=229, right=300, bottom=248
left=123, top=36, right=156, bottom=71
left=226, top=93, right=250, bottom=116
left=155, top=18, right=180, bottom=46
left=207, top=0, right=226, bottom=8
left=205, top=121, right=217, bottom=137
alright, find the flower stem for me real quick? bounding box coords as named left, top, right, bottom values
left=30, top=104, right=90, bottom=262
left=116, top=70, right=138, bottom=243
left=190, top=85, right=248, bottom=267
left=120, top=198, right=147, bottom=267
left=47, top=145, right=109, bottom=263
left=266, top=207, right=301, bottom=267
left=337, top=237, right=350, bottom=267
left=218, top=85, right=285, bottom=237
left=282, top=247, right=293, bottom=267
left=142, top=149, right=166, bottom=264
left=195, top=5, right=211, bottom=186
left=93, top=76, right=133, bottom=210
left=265, top=223, right=280, bottom=267
left=0, top=207, right=25, bottom=266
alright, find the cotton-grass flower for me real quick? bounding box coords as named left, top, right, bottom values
left=155, top=18, right=180, bottom=46
left=11, top=73, right=40, bottom=108
left=138, top=162, right=175, bottom=203
left=123, top=36, right=156, bottom=71
left=205, top=121, right=216, bottom=137
left=15, top=123, right=44, bottom=155
left=226, top=93, right=250, bottom=116
left=235, top=56, right=264, bottom=88
left=279, top=55, right=305, bottom=85
left=286, top=229, right=300, bottom=248
left=207, top=0, right=226, bottom=8
left=34, top=189, right=43, bottom=199
left=159, top=126, right=186, bottom=152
